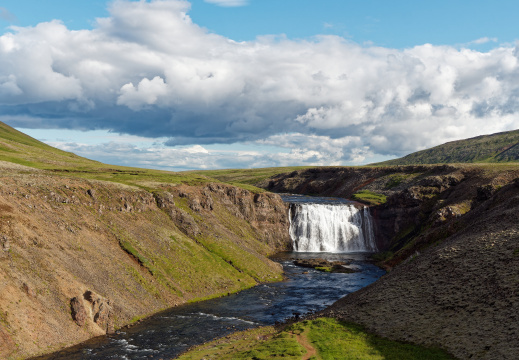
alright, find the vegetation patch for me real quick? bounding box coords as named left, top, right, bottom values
left=352, top=190, right=387, bottom=205
left=305, top=318, right=455, bottom=360
left=374, top=129, right=519, bottom=165
left=177, top=318, right=455, bottom=360
left=385, top=174, right=407, bottom=189
left=118, top=238, right=152, bottom=271
left=370, top=251, right=394, bottom=263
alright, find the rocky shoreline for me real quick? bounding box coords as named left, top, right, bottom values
left=293, top=258, right=357, bottom=273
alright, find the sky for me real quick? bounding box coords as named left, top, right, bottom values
left=1, top=0, right=519, bottom=171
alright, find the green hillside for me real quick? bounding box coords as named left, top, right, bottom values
left=0, top=121, right=211, bottom=188
left=0, top=122, right=103, bottom=170
left=376, top=129, right=519, bottom=165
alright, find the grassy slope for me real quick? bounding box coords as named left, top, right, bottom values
left=0, top=122, right=211, bottom=189
left=177, top=318, right=455, bottom=360
left=376, top=129, right=519, bottom=166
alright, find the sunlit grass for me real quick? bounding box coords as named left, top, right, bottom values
left=177, top=318, right=456, bottom=360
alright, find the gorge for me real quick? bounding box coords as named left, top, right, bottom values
left=1, top=122, right=519, bottom=359
left=30, top=195, right=384, bottom=359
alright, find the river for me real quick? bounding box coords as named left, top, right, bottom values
left=33, top=252, right=384, bottom=360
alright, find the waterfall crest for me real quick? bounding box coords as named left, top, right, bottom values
left=289, top=203, right=377, bottom=252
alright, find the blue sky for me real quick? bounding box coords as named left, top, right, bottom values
left=2, top=0, right=518, bottom=47
left=1, top=0, right=519, bottom=170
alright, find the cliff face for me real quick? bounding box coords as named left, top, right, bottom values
left=261, top=165, right=519, bottom=359
left=0, top=164, right=290, bottom=359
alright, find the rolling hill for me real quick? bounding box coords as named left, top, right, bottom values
left=376, top=129, right=519, bottom=165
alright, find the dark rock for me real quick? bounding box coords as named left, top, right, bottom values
left=86, top=189, right=96, bottom=199
left=22, top=283, right=35, bottom=298
left=70, top=297, right=87, bottom=326
left=293, top=258, right=357, bottom=273
left=94, top=301, right=113, bottom=331
left=476, top=184, right=496, bottom=201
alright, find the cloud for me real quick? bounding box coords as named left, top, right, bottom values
left=117, top=76, right=168, bottom=110
left=470, top=37, right=498, bottom=45
left=50, top=139, right=348, bottom=171
left=204, top=0, right=249, bottom=7
left=1, top=0, right=519, bottom=169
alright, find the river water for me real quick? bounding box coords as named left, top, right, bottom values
left=34, top=252, right=384, bottom=360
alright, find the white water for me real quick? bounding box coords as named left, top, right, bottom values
left=289, top=203, right=377, bottom=252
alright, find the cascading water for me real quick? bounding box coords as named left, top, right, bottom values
left=288, top=202, right=377, bottom=253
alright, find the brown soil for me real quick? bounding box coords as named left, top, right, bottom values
left=295, top=331, right=317, bottom=360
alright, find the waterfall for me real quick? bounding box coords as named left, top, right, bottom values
left=289, top=203, right=377, bottom=252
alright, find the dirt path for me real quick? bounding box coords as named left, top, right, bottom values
left=295, top=331, right=317, bottom=360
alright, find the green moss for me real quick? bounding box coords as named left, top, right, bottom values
left=385, top=174, right=407, bottom=189
left=314, top=266, right=333, bottom=272
left=514, top=249, right=519, bottom=256
left=118, top=239, right=151, bottom=270
left=352, top=190, right=387, bottom=205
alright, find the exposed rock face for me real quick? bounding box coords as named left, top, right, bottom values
left=0, top=170, right=290, bottom=359
left=70, top=291, right=115, bottom=333
left=70, top=297, right=87, bottom=326
left=155, top=183, right=290, bottom=251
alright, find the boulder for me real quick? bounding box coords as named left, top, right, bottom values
left=70, top=297, right=87, bottom=326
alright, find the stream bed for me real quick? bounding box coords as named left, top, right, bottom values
left=34, top=252, right=384, bottom=360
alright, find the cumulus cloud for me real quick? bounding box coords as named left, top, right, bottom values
left=1, top=0, right=519, bottom=169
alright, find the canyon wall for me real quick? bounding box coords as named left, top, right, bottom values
left=0, top=165, right=290, bottom=359
left=261, top=165, right=519, bottom=359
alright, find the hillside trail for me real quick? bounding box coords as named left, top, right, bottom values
left=295, top=330, right=318, bottom=360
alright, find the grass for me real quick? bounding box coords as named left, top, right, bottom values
left=352, top=190, right=387, bottom=205
left=190, top=167, right=312, bottom=187
left=374, top=129, right=519, bottom=166
left=177, top=317, right=456, bottom=360
left=314, top=266, right=333, bottom=272
left=305, top=318, right=455, bottom=360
